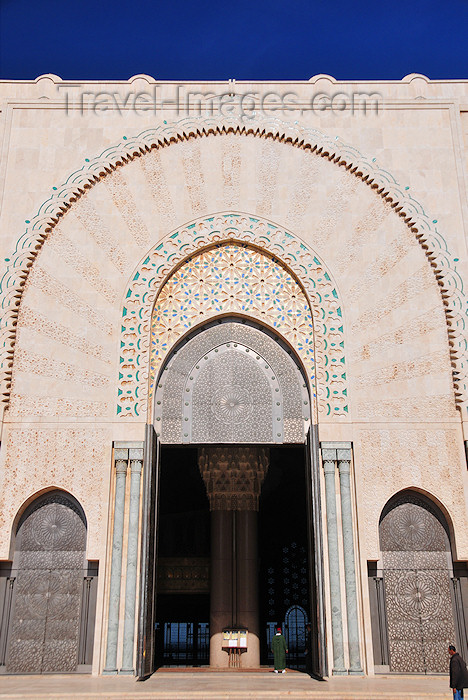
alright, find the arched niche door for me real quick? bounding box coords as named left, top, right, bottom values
left=374, top=492, right=457, bottom=673
left=1, top=491, right=97, bottom=674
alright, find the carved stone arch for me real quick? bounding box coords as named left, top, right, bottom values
left=379, top=490, right=452, bottom=554
left=153, top=318, right=310, bottom=444
left=9, top=485, right=87, bottom=558
left=0, top=115, right=465, bottom=420
left=121, top=225, right=346, bottom=421
left=379, top=487, right=456, bottom=555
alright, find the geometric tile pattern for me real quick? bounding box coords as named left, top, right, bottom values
left=120, top=216, right=348, bottom=420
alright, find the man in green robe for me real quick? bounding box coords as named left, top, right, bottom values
left=271, top=626, right=288, bottom=673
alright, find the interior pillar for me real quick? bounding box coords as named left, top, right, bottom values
left=209, top=509, right=233, bottom=667
left=236, top=509, right=260, bottom=667
left=199, top=447, right=268, bottom=668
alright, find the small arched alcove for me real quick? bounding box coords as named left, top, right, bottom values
left=368, top=490, right=467, bottom=674
left=0, top=490, right=98, bottom=674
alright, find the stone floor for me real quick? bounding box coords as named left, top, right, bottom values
left=0, top=670, right=452, bottom=699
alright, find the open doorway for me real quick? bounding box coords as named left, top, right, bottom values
left=155, top=447, right=210, bottom=668
left=258, top=445, right=316, bottom=672
left=153, top=444, right=316, bottom=671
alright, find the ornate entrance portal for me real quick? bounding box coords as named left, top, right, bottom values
left=372, top=493, right=458, bottom=673
left=137, top=312, right=324, bottom=674
left=135, top=235, right=326, bottom=677
left=2, top=492, right=97, bottom=674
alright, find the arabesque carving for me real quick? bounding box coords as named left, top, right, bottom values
left=199, top=446, right=269, bottom=511
left=0, top=116, right=465, bottom=415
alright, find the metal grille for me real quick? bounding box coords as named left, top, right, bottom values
left=263, top=543, right=309, bottom=670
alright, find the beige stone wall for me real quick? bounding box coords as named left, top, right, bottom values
left=1, top=75, right=468, bottom=671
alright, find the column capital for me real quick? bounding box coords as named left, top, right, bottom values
left=321, top=448, right=337, bottom=463
left=114, top=447, right=129, bottom=462
left=129, top=459, right=143, bottom=474
left=337, top=448, right=352, bottom=465
left=199, top=446, right=269, bottom=511
left=129, top=447, right=144, bottom=461
left=322, top=458, right=336, bottom=475
left=115, top=458, right=128, bottom=475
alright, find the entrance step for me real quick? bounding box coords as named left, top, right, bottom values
left=0, top=672, right=450, bottom=699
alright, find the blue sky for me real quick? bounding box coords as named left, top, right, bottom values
left=0, top=0, right=466, bottom=81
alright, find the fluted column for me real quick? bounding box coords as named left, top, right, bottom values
left=120, top=449, right=143, bottom=675
left=337, top=448, right=363, bottom=674
left=103, top=449, right=128, bottom=674
left=321, top=445, right=346, bottom=675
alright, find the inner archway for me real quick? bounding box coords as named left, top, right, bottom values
left=148, top=317, right=322, bottom=672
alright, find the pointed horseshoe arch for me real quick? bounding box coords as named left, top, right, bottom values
left=119, top=217, right=347, bottom=421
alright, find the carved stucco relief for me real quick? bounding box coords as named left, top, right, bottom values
left=0, top=427, right=111, bottom=559
left=0, top=120, right=461, bottom=427
left=356, top=428, right=468, bottom=560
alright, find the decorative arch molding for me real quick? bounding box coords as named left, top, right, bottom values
left=9, top=485, right=87, bottom=554
left=379, top=487, right=456, bottom=553
left=153, top=318, right=311, bottom=444
left=0, top=116, right=465, bottom=412
left=119, top=216, right=347, bottom=420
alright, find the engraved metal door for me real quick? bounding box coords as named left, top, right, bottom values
left=136, top=425, right=160, bottom=680
left=306, top=426, right=326, bottom=677
left=6, top=493, right=87, bottom=673
left=380, top=495, right=456, bottom=673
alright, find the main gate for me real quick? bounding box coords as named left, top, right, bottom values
left=136, top=318, right=325, bottom=677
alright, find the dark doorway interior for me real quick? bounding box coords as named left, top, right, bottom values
left=154, top=444, right=315, bottom=670
left=155, top=447, right=210, bottom=667
left=258, top=446, right=314, bottom=671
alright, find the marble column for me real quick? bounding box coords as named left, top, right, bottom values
left=120, top=448, right=143, bottom=675
left=199, top=447, right=268, bottom=668
left=321, top=445, right=346, bottom=675
left=103, top=449, right=128, bottom=674
left=337, top=447, right=363, bottom=674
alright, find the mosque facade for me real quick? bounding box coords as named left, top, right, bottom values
left=0, top=74, right=467, bottom=677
